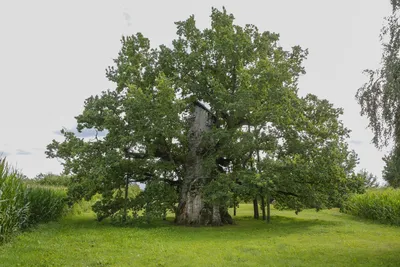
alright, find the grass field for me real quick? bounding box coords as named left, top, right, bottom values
left=1, top=204, right=399, bottom=267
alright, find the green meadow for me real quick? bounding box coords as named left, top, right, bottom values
left=1, top=204, right=399, bottom=267
left=3, top=2, right=400, bottom=267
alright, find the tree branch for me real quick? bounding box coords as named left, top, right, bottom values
left=276, top=190, right=300, bottom=198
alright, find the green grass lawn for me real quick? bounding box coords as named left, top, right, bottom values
left=1, top=204, right=399, bottom=267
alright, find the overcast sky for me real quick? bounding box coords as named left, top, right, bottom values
left=0, top=0, right=393, bottom=181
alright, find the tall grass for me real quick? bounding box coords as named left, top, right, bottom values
left=0, top=158, right=29, bottom=244
left=23, top=186, right=67, bottom=227
left=1, top=157, right=68, bottom=244
left=341, top=188, right=400, bottom=225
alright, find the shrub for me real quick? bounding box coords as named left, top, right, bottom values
left=23, top=186, right=67, bottom=227
left=0, top=158, right=29, bottom=244
left=341, top=188, right=400, bottom=225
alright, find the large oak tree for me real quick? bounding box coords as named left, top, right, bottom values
left=47, top=8, right=359, bottom=225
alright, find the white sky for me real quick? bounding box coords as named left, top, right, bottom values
left=0, top=0, right=393, bottom=182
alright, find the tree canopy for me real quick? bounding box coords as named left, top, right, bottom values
left=47, top=7, right=360, bottom=225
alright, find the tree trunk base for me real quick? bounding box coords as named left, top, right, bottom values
left=176, top=201, right=233, bottom=226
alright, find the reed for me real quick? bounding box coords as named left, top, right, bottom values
left=23, top=186, right=67, bottom=227
left=342, top=188, right=400, bottom=225
left=0, top=158, right=29, bottom=244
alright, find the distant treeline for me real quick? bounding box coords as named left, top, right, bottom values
left=23, top=173, right=71, bottom=187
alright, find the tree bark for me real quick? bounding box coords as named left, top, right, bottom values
left=123, top=174, right=129, bottom=222
left=266, top=194, right=271, bottom=223
left=253, top=198, right=259, bottom=219
left=212, top=204, right=222, bottom=226
left=233, top=198, right=237, bottom=216
left=176, top=103, right=232, bottom=226
left=261, top=195, right=266, bottom=221
left=176, top=187, right=206, bottom=225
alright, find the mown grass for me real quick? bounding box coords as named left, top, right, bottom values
left=1, top=204, right=399, bottom=267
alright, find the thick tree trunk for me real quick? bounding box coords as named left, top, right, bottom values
left=176, top=103, right=233, bottom=226
left=176, top=187, right=207, bottom=225
left=176, top=179, right=233, bottom=226
left=212, top=204, right=222, bottom=226
left=253, top=198, right=259, bottom=219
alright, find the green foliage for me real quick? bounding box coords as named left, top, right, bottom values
left=356, top=2, right=400, bottom=190
left=125, top=182, right=176, bottom=224
left=26, top=173, right=71, bottom=187
left=47, top=7, right=359, bottom=224
left=356, top=3, right=400, bottom=148
left=92, top=184, right=142, bottom=222
left=235, top=95, right=361, bottom=214
left=69, top=193, right=102, bottom=215
left=357, top=169, right=380, bottom=189
left=342, top=188, right=400, bottom=225
left=23, top=186, right=67, bottom=227
left=0, top=158, right=29, bottom=244
left=203, top=173, right=234, bottom=206
left=382, top=148, right=400, bottom=188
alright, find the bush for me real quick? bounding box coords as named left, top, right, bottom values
left=23, top=186, right=67, bottom=227
left=0, top=158, right=29, bottom=244
left=341, top=188, right=400, bottom=225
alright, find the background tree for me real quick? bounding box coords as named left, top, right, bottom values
left=382, top=149, right=400, bottom=187
left=356, top=1, right=400, bottom=187
left=356, top=2, right=400, bottom=148
left=30, top=173, right=71, bottom=187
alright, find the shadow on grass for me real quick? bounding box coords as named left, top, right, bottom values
left=60, top=213, right=175, bottom=230
left=57, top=212, right=342, bottom=241
left=225, top=215, right=342, bottom=233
